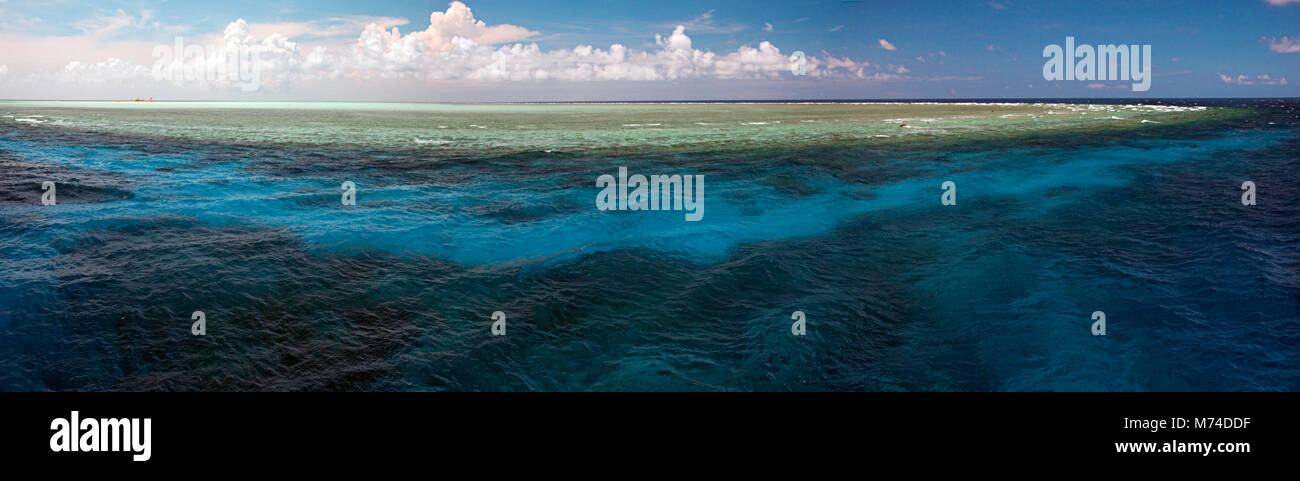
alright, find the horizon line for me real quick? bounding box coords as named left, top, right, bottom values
left=3, top=97, right=1299, bottom=104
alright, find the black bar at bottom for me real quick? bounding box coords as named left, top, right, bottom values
left=2, top=393, right=1292, bottom=469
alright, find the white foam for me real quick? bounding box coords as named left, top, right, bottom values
left=414, top=137, right=452, bottom=145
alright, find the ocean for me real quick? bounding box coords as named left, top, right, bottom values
left=0, top=99, right=1296, bottom=391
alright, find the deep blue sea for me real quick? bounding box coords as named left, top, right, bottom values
left=0, top=100, right=1296, bottom=391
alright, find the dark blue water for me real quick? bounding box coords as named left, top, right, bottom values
left=1, top=100, right=1297, bottom=391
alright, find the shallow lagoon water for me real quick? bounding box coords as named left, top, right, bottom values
left=0, top=100, right=1296, bottom=391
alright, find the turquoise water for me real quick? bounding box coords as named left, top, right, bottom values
left=0, top=100, right=1296, bottom=391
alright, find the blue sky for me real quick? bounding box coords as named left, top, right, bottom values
left=0, top=0, right=1297, bottom=100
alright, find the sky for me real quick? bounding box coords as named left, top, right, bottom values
left=0, top=0, right=1297, bottom=101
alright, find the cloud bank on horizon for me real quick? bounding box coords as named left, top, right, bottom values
left=0, top=0, right=1297, bottom=101
left=0, top=1, right=890, bottom=100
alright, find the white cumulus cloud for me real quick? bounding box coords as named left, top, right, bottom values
left=1218, top=72, right=1288, bottom=85
left=1261, top=35, right=1300, bottom=53
left=60, top=57, right=151, bottom=83
left=403, top=1, right=536, bottom=53
left=38, top=1, right=892, bottom=94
